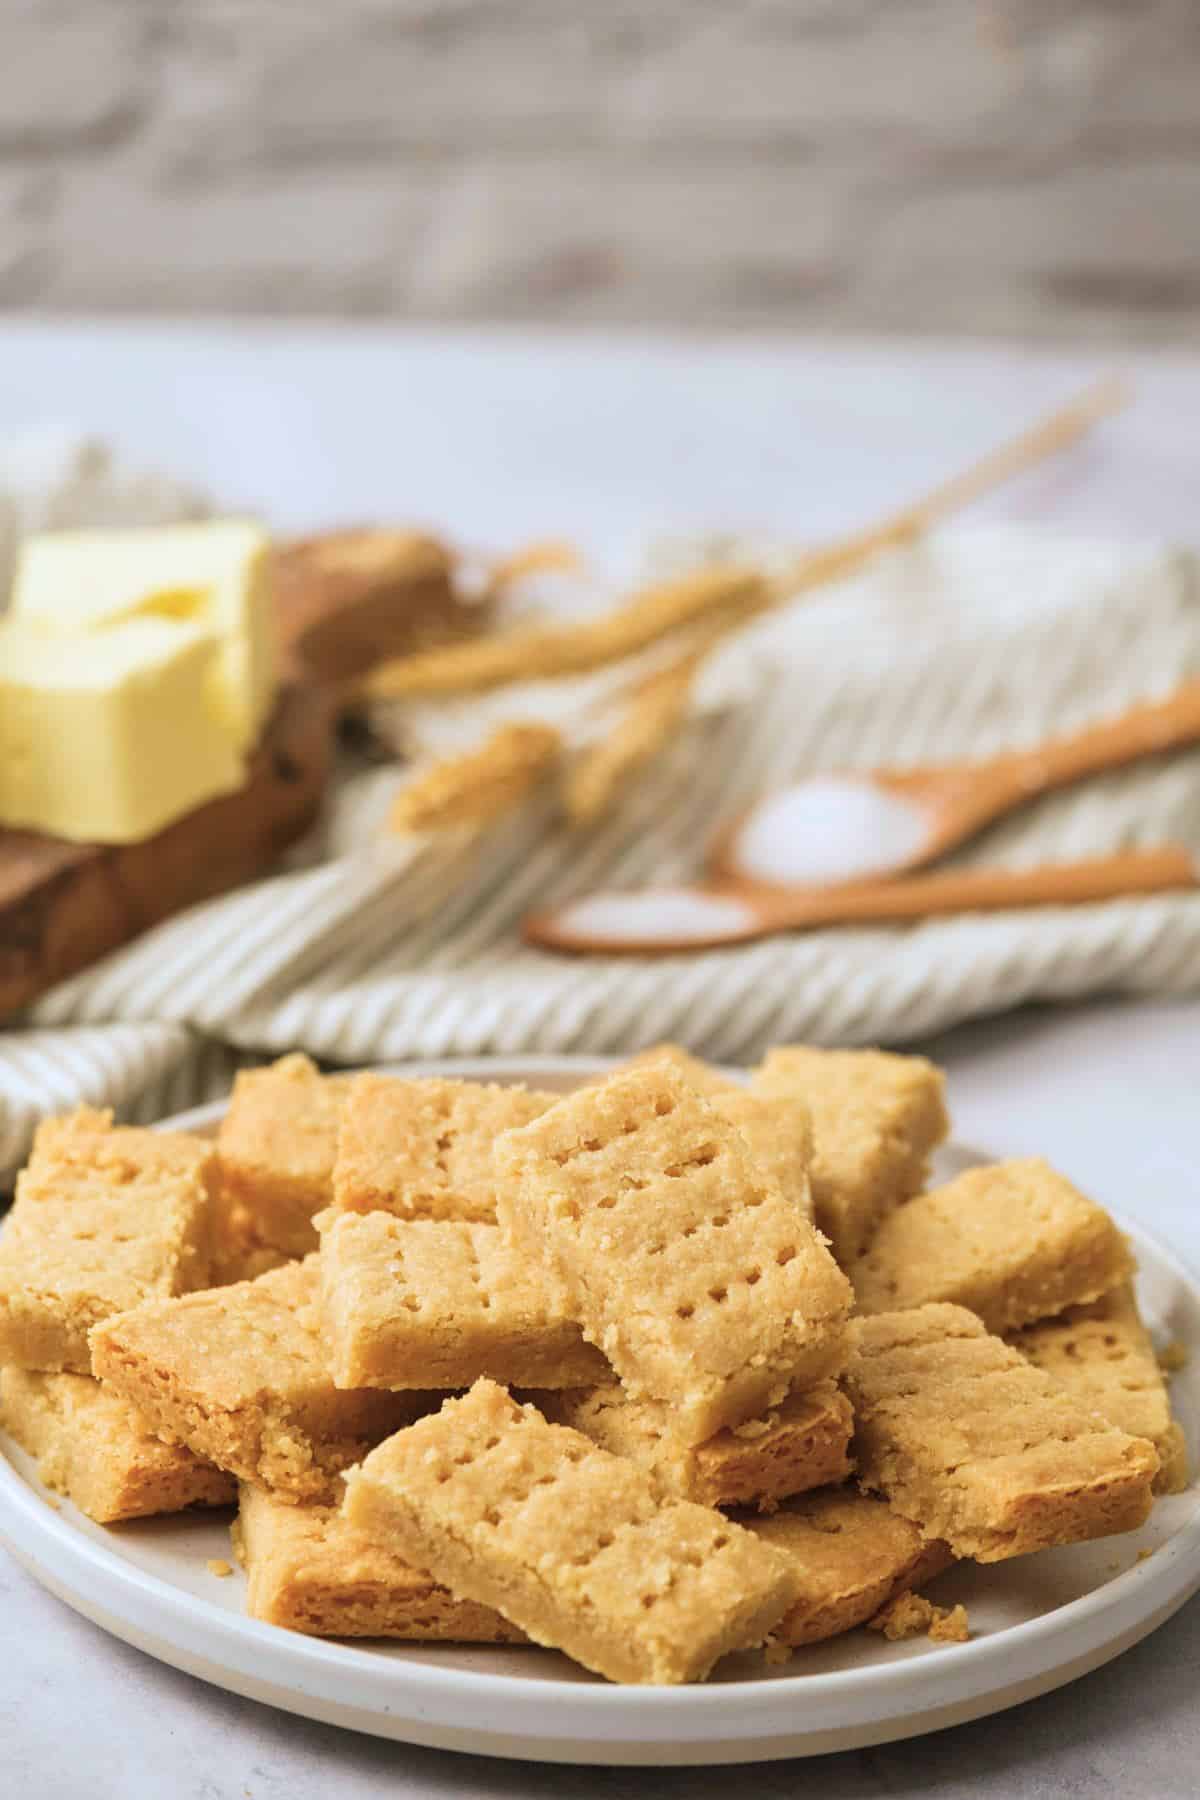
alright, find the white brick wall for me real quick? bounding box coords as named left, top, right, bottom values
left=1, top=1, right=1198, bottom=340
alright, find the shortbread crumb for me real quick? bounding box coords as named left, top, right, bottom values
left=869, top=1590, right=969, bottom=1644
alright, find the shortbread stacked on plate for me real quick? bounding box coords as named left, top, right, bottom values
left=0, top=1047, right=1186, bottom=1683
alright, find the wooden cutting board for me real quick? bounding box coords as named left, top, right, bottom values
left=0, top=524, right=491, bottom=1023
left=0, top=682, right=335, bottom=1022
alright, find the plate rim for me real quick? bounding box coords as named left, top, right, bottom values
left=2, top=1053, right=1198, bottom=1755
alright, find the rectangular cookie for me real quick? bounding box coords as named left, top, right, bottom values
left=318, top=1211, right=610, bottom=1390
left=845, top=1304, right=1159, bottom=1561
left=624, top=1049, right=815, bottom=1219
left=540, top=1379, right=852, bottom=1509
left=331, top=1075, right=556, bottom=1222
left=0, top=1111, right=214, bottom=1373
left=1011, top=1284, right=1188, bottom=1496
left=90, top=1258, right=432, bottom=1503
left=745, top=1490, right=952, bottom=1648
left=853, top=1158, right=1134, bottom=1333
left=0, top=1364, right=234, bottom=1523
left=342, top=1380, right=797, bottom=1684
left=216, top=1053, right=350, bottom=1259
left=753, top=1047, right=949, bottom=1264
left=495, top=1065, right=852, bottom=1444
left=233, top=1482, right=525, bottom=1641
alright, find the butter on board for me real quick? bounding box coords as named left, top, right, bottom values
left=0, top=617, right=244, bottom=844
left=12, top=519, right=277, bottom=751
left=0, top=683, right=332, bottom=1023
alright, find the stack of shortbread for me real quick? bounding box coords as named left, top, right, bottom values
left=0, top=1044, right=1185, bottom=1685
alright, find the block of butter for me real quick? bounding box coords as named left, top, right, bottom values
left=0, top=617, right=244, bottom=843
left=12, top=519, right=276, bottom=750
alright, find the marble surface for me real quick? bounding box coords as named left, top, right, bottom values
left=2, top=324, right=1199, bottom=1796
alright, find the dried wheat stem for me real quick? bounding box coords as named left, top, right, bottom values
left=388, top=722, right=562, bottom=835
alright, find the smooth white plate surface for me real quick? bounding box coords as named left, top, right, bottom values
left=1, top=1055, right=1198, bottom=1766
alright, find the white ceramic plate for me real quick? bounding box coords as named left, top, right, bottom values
left=2, top=1055, right=1198, bottom=1765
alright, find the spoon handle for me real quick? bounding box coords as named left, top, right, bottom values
left=903, top=677, right=1200, bottom=832
left=526, top=847, right=1197, bottom=955
left=756, top=844, right=1198, bottom=930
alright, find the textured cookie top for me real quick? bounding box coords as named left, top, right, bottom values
left=753, top=1046, right=949, bottom=1261
left=344, top=1379, right=796, bottom=1682
left=620, top=1050, right=814, bottom=1217
left=853, top=1158, right=1133, bottom=1331
left=846, top=1303, right=1160, bottom=1551
left=332, top=1075, right=556, bottom=1222
left=0, top=1117, right=213, bottom=1304
left=1011, top=1283, right=1185, bottom=1488
left=218, top=1053, right=348, bottom=1192
left=317, top=1209, right=609, bottom=1387
left=90, top=1258, right=333, bottom=1407
left=495, top=1065, right=852, bottom=1438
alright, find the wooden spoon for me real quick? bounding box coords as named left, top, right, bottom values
left=712, top=676, right=1200, bottom=892
left=524, top=846, right=1198, bottom=955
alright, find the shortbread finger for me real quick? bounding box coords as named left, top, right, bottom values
left=90, top=1259, right=431, bottom=1503
left=318, top=1212, right=609, bottom=1390
left=0, top=1112, right=214, bottom=1373
left=753, top=1047, right=949, bottom=1264
left=233, top=1482, right=525, bottom=1641
left=845, top=1304, right=1159, bottom=1561
left=495, top=1066, right=853, bottom=1443
left=1011, top=1284, right=1188, bottom=1495
left=0, top=1364, right=234, bottom=1523
left=332, top=1075, right=556, bottom=1223
left=853, top=1158, right=1133, bottom=1333
left=541, top=1379, right=852, bottom=1509
left=342, top=1380, right=796, bottom=1684
left=745, top=1490, right=952, bottom=1648
left=216, top=1054, right=351, bottom=1259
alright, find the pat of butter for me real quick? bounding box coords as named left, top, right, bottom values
left=0, top=617, right=244, bottom=844
left=12, top=519, right=277, bottom=750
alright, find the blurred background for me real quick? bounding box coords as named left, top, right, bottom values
left=3, top=1, right=1197, bottom=342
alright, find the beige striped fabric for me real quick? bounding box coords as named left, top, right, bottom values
left=4, top=520, right=1200, bottom=1181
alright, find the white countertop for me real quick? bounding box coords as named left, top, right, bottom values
left=2, top=322, right=1199, bottom=1797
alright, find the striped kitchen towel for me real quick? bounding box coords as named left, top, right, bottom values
left=4, top=513, right=1200, bottom=1181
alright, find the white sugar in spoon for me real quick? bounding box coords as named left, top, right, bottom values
left=712, top=677, right=1200, bottom=892
left=524, top=847, right=1199, bottom=955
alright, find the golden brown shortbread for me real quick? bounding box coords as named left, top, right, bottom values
left=90, top=1259, right=432, bottom=1503
left=318, top=1211, right=609, bottom=1390
left=845, top=1304, right=1159, bottom=1561
left=342, top=1380, right=797, bottom=1684
left=0, top=1112, right=214, bottom=1373
left=216, top=1053, right=350, bottom=1260
left=745, top=1489, right=953, bottom=1648
left=332, top=1075, right=556, bottom=1223
left=753, top=1046, right=949, bottom=1264
left=1010, top=1284, right=1188, bottom=1496
left=853, top=1158, right=1133, bottom=1333
left=541, top=1380, right=852, bottom=1509
left=0, top=1364, right=233, bottom=1523
left=495, top=1066, right=853, bottom=1443
left=233, top=1482, right=525, bottom=1641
